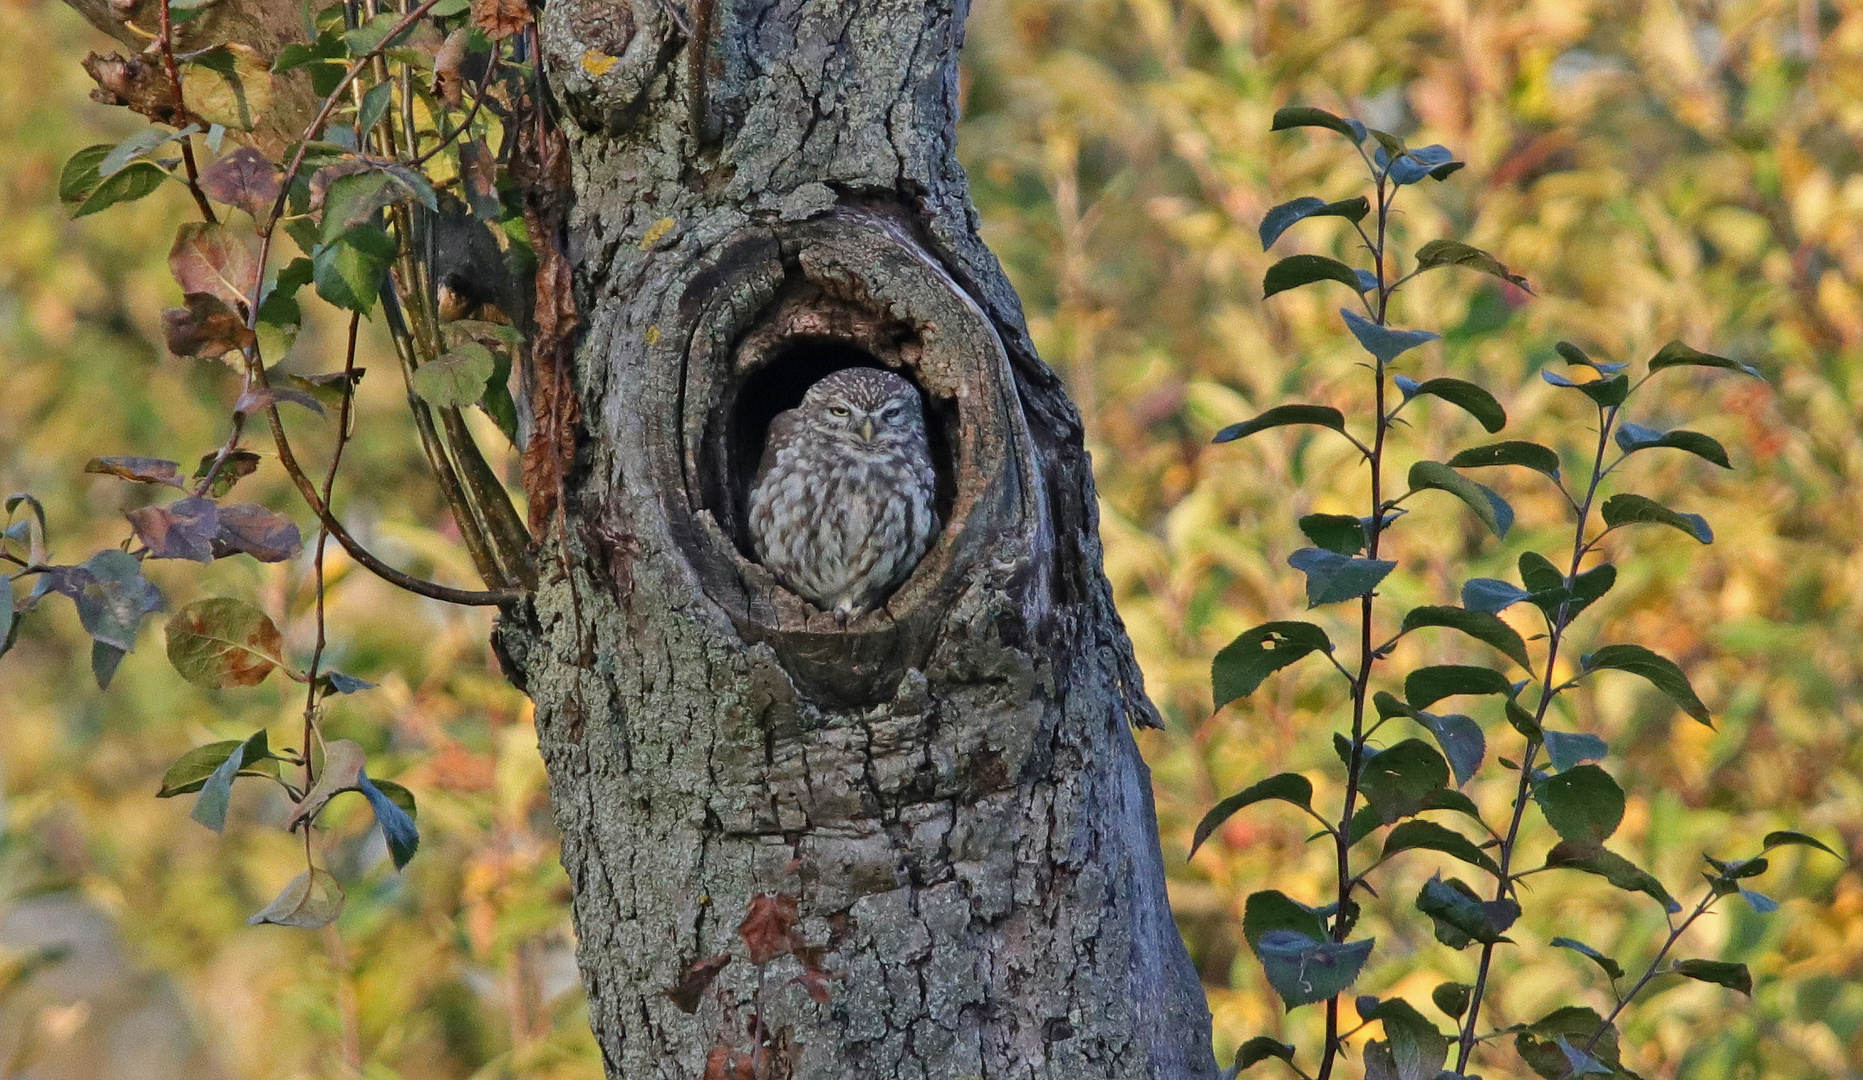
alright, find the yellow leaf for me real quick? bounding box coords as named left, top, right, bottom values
left=179, top=44, right=273, bottom=132
left=581, top=49, right=619, bottom=77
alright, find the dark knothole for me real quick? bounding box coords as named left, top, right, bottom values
left=705, top=335, right=959, bottom=569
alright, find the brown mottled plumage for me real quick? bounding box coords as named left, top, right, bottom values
left=748, top=368, right=939, bottom=618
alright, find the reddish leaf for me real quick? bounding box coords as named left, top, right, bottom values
left=738, top=893, right=799, bottom=965
left=702, top=1047, right=756, bottom=1080
left=212, top=503, right=302, bottom=563
left=664, top=954, right=732, bottom=1013
left=165, top=596, right=284, bottom=689
left=170, top=222, right=258, bottom=312
left=471, top=0, right=531, bottom=40
left=85, top=456, right=185, bottom=488
left=235, top=383, right=325, bottom=416
left=128, top=496, right=220, bottom=563
left=163, top=292, right=255, bottom=358
left=82, top=52, right=185, bottom=125
left=307, top=157, right=374, bottom=212
left=198, top=146, right=282, bottom=220
left=792, top=967, right=832, bottom=1004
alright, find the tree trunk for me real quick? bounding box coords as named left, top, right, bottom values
left=491, top=1, right=1217, bottom=1076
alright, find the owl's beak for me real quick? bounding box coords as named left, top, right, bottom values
left=859, top=419, right=874, bottom=441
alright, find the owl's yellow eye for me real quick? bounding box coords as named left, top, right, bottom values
left=829, top=406, right=850, bottom=418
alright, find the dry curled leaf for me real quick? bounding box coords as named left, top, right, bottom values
left=85, top=456, right=185, bottom=488
left=82, top=52, right=185, bottom=125
left=470, top=0, right=531, bottom=41
left=703, top=1048, right=756, bottom=1080
left=163, top=292, right=255, bottom=358
left=235, top=383, right=325, bottom=416
left=433, top=28, right=470, bottom=107
left=286, top=740, right=368, bottom=831
left=665, top=954, right=732, bottom=1013
left=198, top=146, right=282, bottom=221
left=738, top=893, right=800, bottom=965
left=248, top=868, right=344, bottom=928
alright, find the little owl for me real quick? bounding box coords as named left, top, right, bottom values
left=749, top=367, right=939, bottom=618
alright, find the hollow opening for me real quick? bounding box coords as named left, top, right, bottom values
left=713, top=337, right=959, bottom=564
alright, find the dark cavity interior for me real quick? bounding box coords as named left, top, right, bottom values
left=715, top=337, right=958, bottom=562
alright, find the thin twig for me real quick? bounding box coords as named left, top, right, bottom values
left=154, top=0, right=219, bottom=224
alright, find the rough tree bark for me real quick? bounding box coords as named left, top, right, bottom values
left=486, top=2, right=1219, bottom=1076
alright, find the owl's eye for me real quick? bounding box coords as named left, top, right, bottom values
left=882, top=404, right=903, bottom=421
left=828, top=406, right=850, bottom=418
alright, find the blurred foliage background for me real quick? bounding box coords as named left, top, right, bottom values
left=0, top=0, right=1859, bottom=1077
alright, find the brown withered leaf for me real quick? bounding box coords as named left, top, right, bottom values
left=194, top=449, right=261, bottom=498
left=791, top=967, right=832, bottom=1005
left=248, top=868, right=344, bottom=929
left=127, top=496, right=220, bottom=563
left=283, top=370, right=365, bottom=412
left=470, top=0, right=531, bottom=41
left=82, top=52, right=185, bottom=125
left=665, top=954, right=732, bottom=1013
left=170, top=222, right=258, bottom=312
left=307, top=157, right=372, bottom=212
left=211, top=503, right=303, bottom=563
left=163, top=292, right=255, bottom=358
left=235, top=384, right=325, bottom=416
left=286, top=739, right=367, bottom=831
left=738, top=893, right=799, bottom=965
left=457, top=139, right=501, bottom=221
left=85, top=456, right=185, bottom=488
left=198, top=146, right=282, bottom=221
left=702, top=1048, right=756, bottom=1080
left=433, top=29, right=470, bottom=107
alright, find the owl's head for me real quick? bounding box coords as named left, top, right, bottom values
left=799, top=368, right=925, bottom=449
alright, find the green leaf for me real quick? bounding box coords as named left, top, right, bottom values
left=357, top=81, right=394, bottom=139
left=1212, top=404, right=1347, bottom=444
left=1373, top=692, right=1485, bottom=786
left=1541, top=368, right=1628, bottom=407
left=1213, top=622, right=1335, bottom=708
left=99, top=125, right=194, bottom=178
left=1431, top=982, right=1473, bottom=1021
left=1243, top=890, right=1329, bottom=953
left=1551, top=936, right=1626, bottom=980
left=1582, top=643, right=1711, bottom=725
left=411, top=343, right=497, bottom=408
left=1341, top=309, right=1440, bottom=365
left=157, top=730, right=276, bottom=797
left=190, top=734, right=247, bottom=833
left=45, top=550, right=164, bottom=652
left=1543, top=841, right=1680, bottom=912
left=1406, top=461, right=1512, bottom=538
left=1360, top=739, right=1451, bottom=824
left=1461, top=578, right=1530, bottom=614
left=1190, top=773, right=1315, bottom=858
left=1673, top=959, right=1751, bottom=995
left=1521, top=553, right=1616, bottom=624
left=165, top=597, right=285, bottom=689
left=74, top=162, right=169, bottom=218
left=1760, top=831, right=1842, bottom=859
left=1264, top=255, right=1364, bottom=299
left=1413, top=239, right=1530, bottom=291
left=1446, top=440, right=1561, bottom=479
left=1298, top=513, right=1364, bottom=555
left=58, top=144, right=112, bottom=209
left=1288, top=548, right=1395, bottom=606
left=1504, top=700, right=1542, bottom=742
left=1233, top=1036, right=1297, bottom=1072
left=1405, top=665, right=1513, bottom=710
left=1554, top=341, right=1629, bottom=374
left=1515, top=1007, right=1623, bottom=1080
left=1543, top=730, right=1608, bottom=772
left=1270, top=106, right=1365, bottom=142
left=1740, top=889, right=1779, bottom=913
left=1401, top=606, right=1530, bottom=669
left=1533, top=764, right=1625, bottom=844
left=92, top=641, right=126, bottom=689
left=1613, top=423, right=1731, bottom=468
left=1647, top=340, right=1759, bottom=378
left=1362, top=997, right=1449, bottom=1080
left=1416, top=875, right=1516, bottom=949
left=312, top=226, right=395, bottom=314
left=1386, top=822, right=1500, bottom=876
left=1394, top=377, right=1506, bottom=433
left=1260, top=196, right=1371, bottom=249
left=1256, top=932, right=1375, bottom=1009
left=1600, top=493, right=1712, bottom=544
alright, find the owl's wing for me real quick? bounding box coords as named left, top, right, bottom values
left=754, top=409, right=801, bottom=489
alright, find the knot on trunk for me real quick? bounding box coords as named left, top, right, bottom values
left=663, top=208, right=1050, bottom=706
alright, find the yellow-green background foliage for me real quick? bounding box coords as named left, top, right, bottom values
left=1, top=0, right=1859, bottom=1077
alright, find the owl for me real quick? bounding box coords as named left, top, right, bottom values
left=748, top=367, right=940, bottom=619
